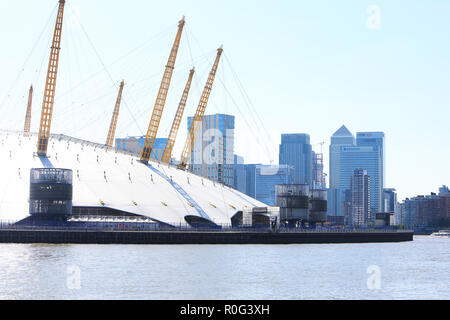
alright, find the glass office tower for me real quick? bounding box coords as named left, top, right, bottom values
left=188, top=114, right=235, bottom=187
left=279, top=134, right=312, bottom=187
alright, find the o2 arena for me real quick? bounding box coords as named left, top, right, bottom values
left=0, top=130, right=267, bottom=229
left=0, top=0, right=270, bottom=230
left=0, top=1, right=414, bottom=243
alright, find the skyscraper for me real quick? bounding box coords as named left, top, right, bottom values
left=329, top=125, right=355, bottom=189
left=340, top=145, right=383, bottom=214
left=328, top=125, right=355, bottom=217
left=350, top=169, right=371, bottom=226
left=244, top=164, right=259, bottom=199
left=279, top=134, right=312, bottom=186
left=357, top=132, right=386, bottom=195
left=383, top=188, right=398, bottom=224
left=233, top=155, right=247, bottom=194
left=383, top=188, right=397, bottom=213
left=188, top=114, right=235, bottom=187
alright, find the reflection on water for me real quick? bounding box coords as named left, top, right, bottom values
left=0, top=237, right=448, bottom=300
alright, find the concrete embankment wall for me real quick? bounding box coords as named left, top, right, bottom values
left=0, top=229, right=413, bottom=245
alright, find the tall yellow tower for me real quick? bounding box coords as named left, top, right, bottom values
left=106, top=81, right=125, bottom=147
left=23, top=85, right=33, bottom=137
left=161, top=68, right=195, bottom=164
left=37, top=0, right=66, bottom=156
left=178, top=47, right=223, bottom=170
left=140, top=17, right=186, bottom=164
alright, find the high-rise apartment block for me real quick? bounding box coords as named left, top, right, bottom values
left=350, top=169, right=371, bottom=226
left=399, top=186, right=450, bottom=229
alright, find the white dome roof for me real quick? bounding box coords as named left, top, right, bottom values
left=0, top=130, right=265, bottom=226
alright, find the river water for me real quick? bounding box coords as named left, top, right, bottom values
left=0, top=236, right=448, bottom=300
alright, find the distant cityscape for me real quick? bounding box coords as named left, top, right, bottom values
left=115, top=114, right=450, bottom=231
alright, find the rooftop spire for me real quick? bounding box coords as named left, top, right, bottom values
left=332, top=125, right=353, bottom=137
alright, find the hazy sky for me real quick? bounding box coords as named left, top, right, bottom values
left=0, top=0, right=449, bottom=201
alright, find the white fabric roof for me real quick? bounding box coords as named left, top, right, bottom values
left=0, top=130, right=265, bottom=225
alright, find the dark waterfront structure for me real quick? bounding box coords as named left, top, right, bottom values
left=0, top=228, right=413, bottom=245
left=276, top=184, right=327, bottom=227
left=17, top=168, right=73, bottom=227
left=0, top=2, right=415, bottom=245
left=29, top=168, right=73, bottom=214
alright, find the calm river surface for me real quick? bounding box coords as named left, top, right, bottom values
left=0, top=236, right=448, bottom=300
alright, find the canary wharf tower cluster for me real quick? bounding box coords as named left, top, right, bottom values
left=327, top=126, right=385, bottom=226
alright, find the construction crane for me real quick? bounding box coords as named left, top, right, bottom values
left=315, top=141, right=325, bottom=154
left=23, top=85, right=33, bottom=137
left=37, top=0, right=66, bottom=156
left=139, top=17, right=186, bottom=164
left=177, top=47, right=224, bottom=170
left=105, top=81, right=125, bottom=147
left=161, top=68, right=195, bottom=164
left=313, top=142, right=327, bottom=189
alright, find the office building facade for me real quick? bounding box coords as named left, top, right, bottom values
left=188, top=114, right=235, bottom=187
left=235, top=164, right=294, bottom=206
left=254, top=165, right=295, bottom=206
left=279, top=134, right=312, bottom=187
left=116, top=137, right=168, bottom=161
left=339, top=145, right=383, bottom=214
left=357, top=132, right=386, bottom=191
left=233, top=155, right=247, bottom=194
left=328, top=126, right=355, bottom=217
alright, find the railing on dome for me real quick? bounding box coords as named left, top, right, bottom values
left=0, top=129, right=138, bottom=158
left=30, top=168, right=73, bottom=184
left=0, top=130, right=243, bottom=188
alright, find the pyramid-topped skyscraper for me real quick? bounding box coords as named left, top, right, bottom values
left=330, top=125, right=355, bottom=189
left=327, top=125, right=356, bottom=220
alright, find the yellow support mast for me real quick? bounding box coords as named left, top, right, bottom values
left=178, top=47, right=223, bottom=170
left=37, top=0, right=66, bottom=156
left=106, top=81, right=125, bottom=147
left=161, top=68, right=195, bottom=164
left=23, top=85, right=33, bottom=137
left=140, top=17, right=186, bottom=164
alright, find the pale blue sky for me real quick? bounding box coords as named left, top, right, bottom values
left=0, top=0, right=449, bottom=200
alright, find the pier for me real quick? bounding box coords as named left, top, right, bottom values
left=0, top=228, right=413, bottom=245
